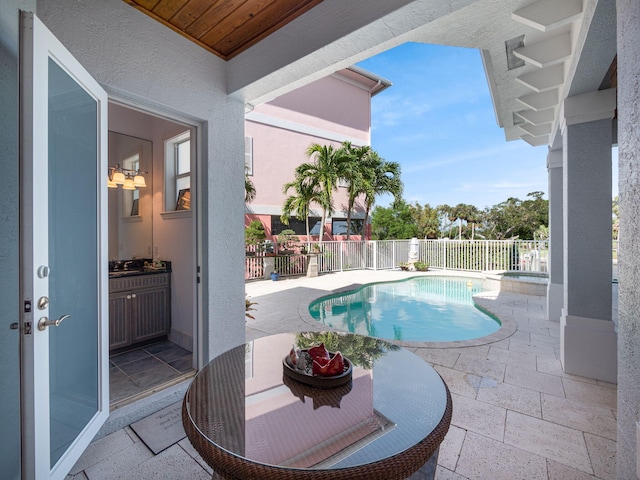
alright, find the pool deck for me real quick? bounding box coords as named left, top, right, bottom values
left=67, top=269, right=617, bottom=479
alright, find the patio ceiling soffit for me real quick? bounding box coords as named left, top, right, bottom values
left=509, top=0, right=584, bottom=147
left=122, top=0, right=324, bottom=61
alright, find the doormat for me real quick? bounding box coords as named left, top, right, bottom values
left=130, top=401, right=186, bottom=454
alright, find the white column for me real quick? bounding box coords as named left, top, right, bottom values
left=560, top=88, right=617, bottom=383
left=546, top=148, right=563, bottom=322
left=617, top=0, right=640, bottom=476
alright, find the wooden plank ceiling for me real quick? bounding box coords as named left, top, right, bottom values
left=124, top=0, right=324, bottom=60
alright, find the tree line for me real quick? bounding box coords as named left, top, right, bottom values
left=371, top=192, right=550, bottom=241
left=245, top=140, right=555, bottom=242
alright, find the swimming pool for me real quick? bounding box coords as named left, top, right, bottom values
left=308, top=276, right=501, bottom=342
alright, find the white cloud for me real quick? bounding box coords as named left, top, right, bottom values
left=403, top=142, right=526, bottom=173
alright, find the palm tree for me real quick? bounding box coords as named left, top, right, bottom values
left=466, top=205, right=481, bottom=240
left=245, top=169, right=256, bottom=204
left=295, top=143, right=349, bottom=242
left=453, top=203, right=467, bottom=239
left=359, top=152, right=402, bottom=238
left=281, top=179, right=319, bottom=239
left=340, top=142, right=371, bottom=240
left=437, top=204, right=453, bottom=238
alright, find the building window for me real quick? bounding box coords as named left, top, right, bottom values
left=164, top=130, right=191, bottom=211
left=332, top=219, right=364, bottom=236
left=271, top=215, right=321, bottom=236
left=245, top=136, right=253, bottom=176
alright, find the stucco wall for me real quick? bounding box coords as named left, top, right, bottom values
left=265, top=74, right=372, bottom=141
left=617, top=0, right=640, bottom=477
left=0, top=3, right=35, bottom=478
left=245, top=73, right=372, bottom=231
left=246, top=121, right=354, bottom=212
left=38, top=0, right=246, bottom=360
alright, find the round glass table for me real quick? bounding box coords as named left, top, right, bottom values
left=182, top=332, right=452, bottom=480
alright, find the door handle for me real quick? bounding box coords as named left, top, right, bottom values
left=38, top=314, right=71, bottom=331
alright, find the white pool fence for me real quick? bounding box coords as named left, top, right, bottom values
left=245, top=239, right=563, bottom=281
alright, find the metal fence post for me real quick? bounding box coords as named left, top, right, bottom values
left=444, top=240, right=447, bottom=270
left=485, top=240, right=489, bottom=271
left=373, top=241, right=378, bottom=271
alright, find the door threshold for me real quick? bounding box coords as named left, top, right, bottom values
left=110, top=370, right=195, bottom=411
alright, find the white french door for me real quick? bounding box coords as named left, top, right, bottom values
left=20, top=12, right=109, bottom=480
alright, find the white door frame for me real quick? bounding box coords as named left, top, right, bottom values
left=106, top=95, right=203, bottom=369
left=20, top=11, right=109, bottom=480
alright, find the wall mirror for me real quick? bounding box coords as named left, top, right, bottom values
left=108, top=131, right=153, bottom=260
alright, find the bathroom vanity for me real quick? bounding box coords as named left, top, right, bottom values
left=108, top=260, right=171, bottom=351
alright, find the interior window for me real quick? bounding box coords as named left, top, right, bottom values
left=164, top=130, right=191, bottom=211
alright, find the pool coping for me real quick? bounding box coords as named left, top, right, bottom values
left=296, top=271, right=520, bottom=349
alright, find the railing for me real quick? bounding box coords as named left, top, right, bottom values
left=274, top=254, right=307, bottom=277
left=245, top=239, right=550, bottom=280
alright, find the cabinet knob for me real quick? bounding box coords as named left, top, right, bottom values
left=131, top=293, right=137, bottom=299
left=126, top=295, right=132, bottom=300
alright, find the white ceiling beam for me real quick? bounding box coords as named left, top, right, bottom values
left=516, top=108, right=556, bottom=125
left=521, top=134, right=550, bottom=147
left=519, top=122, right=552, bottom=136
left=513, top=32, right=572, bottom=68
left=516, top=63, right=565, bottom=92
left=512, top=0, right=583, bottom=32
left=516, top=89, right=559, bottom=111
left=563, top=88, right=617, bottom=127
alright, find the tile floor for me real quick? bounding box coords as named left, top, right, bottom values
left=109, top=340, right=194, bottom=407
left=68, top=270, right=618, bottom=479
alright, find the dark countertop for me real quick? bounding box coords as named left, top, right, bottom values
left=108, top=269, right=169, bottom=279
left=109, top=259, right=171, bottom=278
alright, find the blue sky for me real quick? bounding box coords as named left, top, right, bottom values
left=356, top=43, right=550, bottom=210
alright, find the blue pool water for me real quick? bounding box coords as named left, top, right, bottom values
left=309, top=276, right=501, bottom=342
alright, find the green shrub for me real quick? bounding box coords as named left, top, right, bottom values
left=414, top=261, right=429, bottom=271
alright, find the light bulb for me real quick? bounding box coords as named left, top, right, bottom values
left=133, top=174, right=147, bottom=188
left=112, top=171, right=126, bottom=185
left=122, top=176, right=136, bottom=190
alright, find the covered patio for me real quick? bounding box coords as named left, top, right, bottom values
left=68, top=270, right=617, bottom=479
left=2, top=0, right=637, bottom=477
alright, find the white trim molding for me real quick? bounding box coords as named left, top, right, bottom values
left=561, top=88, right=617, bottom=132
left=245, top=111, right=367, bottom=146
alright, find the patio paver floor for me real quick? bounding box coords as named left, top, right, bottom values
left=67, top=270, right=617, bottom=479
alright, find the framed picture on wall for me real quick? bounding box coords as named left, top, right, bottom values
left=176, top=188, right=191, bottom=210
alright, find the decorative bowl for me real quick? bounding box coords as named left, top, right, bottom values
left=282, top=351, right=352, bottom=388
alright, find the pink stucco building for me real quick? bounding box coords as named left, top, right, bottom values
left=244, top=66, right=391, bottom=243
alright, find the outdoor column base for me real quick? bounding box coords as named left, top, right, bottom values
left=560, top=310, right=617, bottom=383
left=263, top=257, right=275, bottom=280
left=547, top=282, right=563, bottom=322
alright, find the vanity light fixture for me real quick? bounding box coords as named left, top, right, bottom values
left=107, top=164, right=147, bottom=189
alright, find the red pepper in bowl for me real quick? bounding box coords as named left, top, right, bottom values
left=307, top=343, right=330, bottom=363
left=312, top=352, right=344, bottom=376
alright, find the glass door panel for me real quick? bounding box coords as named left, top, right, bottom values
left=47, top=58, right=100, bottom=466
